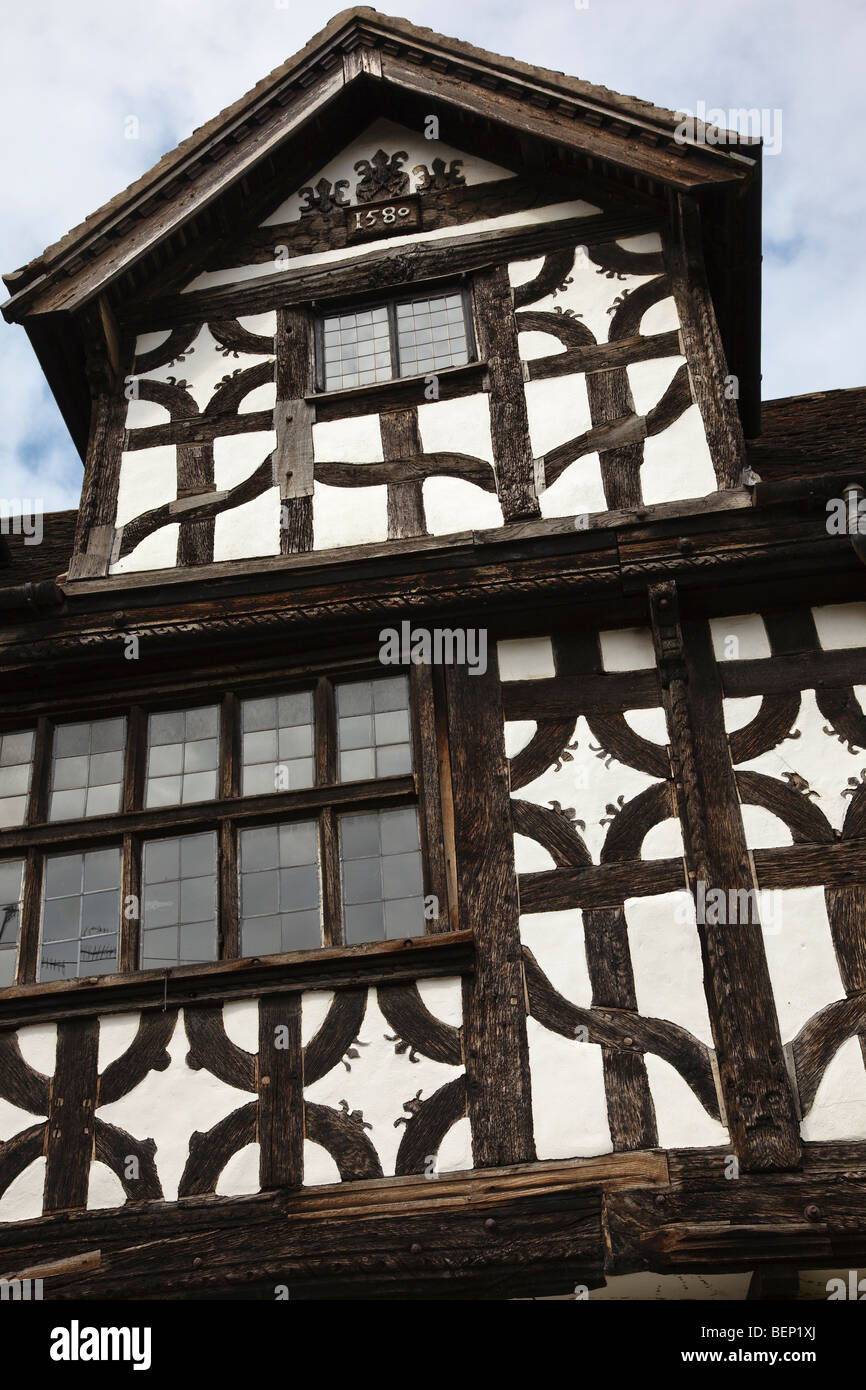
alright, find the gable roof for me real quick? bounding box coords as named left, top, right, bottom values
left=1, top=7, right=763, bottom=450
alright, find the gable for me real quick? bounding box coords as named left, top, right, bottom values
left=263, top=117, right=516, bottom=224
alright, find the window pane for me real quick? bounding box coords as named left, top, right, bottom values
left=142, top=832, right=217, bottom=969
left=0, top=858, right=25, bottom=988
left=239, top=819, right=321, bottom=957
left=240, top=690, right=314, bottom=797
left=340, top=807, right=425, bottom=945
left=49, top=718, right=126, bottom=822
left=322, top=306, right=393, bottom=391
left=336, top=676, right=412, bottom=782
left=39, top=849, right=121, bottom=981
left=396, top=294, right=469, bottom=377
left=0, top=729, right=35, bottom=829
left=145, top=707, right=219, bottom=809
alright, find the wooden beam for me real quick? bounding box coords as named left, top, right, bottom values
left=444, top=660, right=535, bottom=1167
left=650, top=584, right=801, bottom=1171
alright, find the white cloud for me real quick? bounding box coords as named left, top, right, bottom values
left=2, top=0, right=863, bottom=510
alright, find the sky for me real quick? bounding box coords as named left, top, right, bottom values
left=1, top=0, right=863, bottom=512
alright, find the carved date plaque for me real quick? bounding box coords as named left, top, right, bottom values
left=345, top=195, right=421, bottom=243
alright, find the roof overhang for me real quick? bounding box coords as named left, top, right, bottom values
left=2, top=6, right=764, bottom=453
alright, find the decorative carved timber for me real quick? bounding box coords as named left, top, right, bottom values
left=412, top=158, right=466, bottom=193
left=298, top=177, right=350, bottom=216
left=354, top=149, right=410, bottom=203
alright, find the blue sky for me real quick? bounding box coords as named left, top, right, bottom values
left=2, top=0, right=863, bottom=511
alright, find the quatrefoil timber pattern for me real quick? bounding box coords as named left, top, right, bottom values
left=721, top=606, right=866, bottom=1127
left=513, top=239, right=702, bottom=510
left=504, top=630, right=715, bottom=1152
left=0, top=987, right=466, bottom=1217
left=181, top=985, right=465, bottom=1194
left=0, top=1012, right=173, bottom=1213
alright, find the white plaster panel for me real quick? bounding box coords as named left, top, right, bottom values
left=526, top=1018, right=611, bottom=1159
left=504, top=719, right=537, bottom=759
left=436, top=1116, right=472, bottom=1174
left=110, top=524, right=179, bottom=575
left=524, top=374, right=592, bottom=459
left=116, top=446, right=177, bottom=527
left=508, top=256, right=545, bottom=290
left=313, top=481, right=388, bottom=549
left=134, top=329, right=172, bottom=357
left=87, top=1161, right=126, bottom=1211
left=519, top=909, right=593, bottom=1007
left=237, top=311, right=277, bottom=337
left=97, top=1013, right=141, bottom=1072
left=124, top=394, right=171, bottom=429
left=640, top=296, right=680, bottom=336
left=518, top=330, right=566, bottom=362
left=618, top=233, right=663, bottom=255
left=641, top=818, right=684, bottom=860
left=213, top=429, right=276, bottom=490
left=303, top=988, right=465, bottom=1180
left=213, top=486, right=281, bottom=562
left=740, top=804, right=792, bottom=849
left=644, top=1055, right=729, bottom=1148
left=241, top=380, right=277, bottom=415
left=313, top=413, right=383, bottom=463
left=497, top=636, right=555, bottom=680
left=415, top=976, right=463, bottom=1029
left=216, top=1143, right=261, bottom=1197
left=622, top=707, right=669, bottom=743
left=624, top=892, right=713, bottom=1046
left=262, top=118, right=516, bottom=226
left=0, top=1157, right=45, bottom=1224
left=422, top=477, right=502, bottom=534
left=733, top=688, right=865, bottom=835
left=627, top=355, right=685, bottom=417
left=0, top=1096, right=41, bottom=1141
left=801, top=1037, right=866, bottom=1141
left=302, top=990, right=336, bottom=1048
left=599, top=626, right=656, bottom=670
left=15, top=1023, right=57, bottom=1074
left=417, top=393, right=494, bottom=462
left=514, top=832, right=556, bottom=873
left=303, top=1138, right=341, bottom=1187
left=762, top=887, right=845, bottom=1041
left=222, top=1000, right=259, bottom=1054
left=709, top=612, right=771, bottom=661
left=812, top=602, right=866, bottom=650
left=722, top=695, right=763, bottom=733
left=539, top=451, right=607, bottom=519
left=96, top=1009, right=257, bottom=1202
left=640, top=404, right=716, bottom=506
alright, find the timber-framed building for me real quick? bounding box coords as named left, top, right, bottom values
left=1, top=8, right=866, bottom=1300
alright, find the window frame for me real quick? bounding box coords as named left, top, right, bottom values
left=0, top=662, right=453, bottom=992
left=312, top=284, right=478, bottom=394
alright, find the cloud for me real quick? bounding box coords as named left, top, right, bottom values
left=2, top=0, right=863, bottom=510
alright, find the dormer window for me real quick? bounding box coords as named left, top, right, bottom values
left=316, top=287, right=476, bottom=392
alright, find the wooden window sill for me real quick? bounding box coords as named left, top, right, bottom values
left=309, top=360, right=488, bottom=421
left=0, top=928, right=474, bottom=1028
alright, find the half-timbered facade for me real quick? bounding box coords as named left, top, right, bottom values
left=1, top=8, right=865, bottom=1299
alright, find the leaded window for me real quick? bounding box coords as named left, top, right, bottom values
left=317, top=289, right=475, bottom=391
